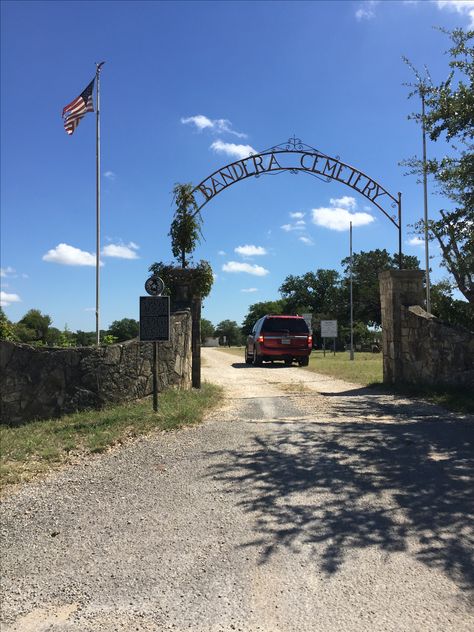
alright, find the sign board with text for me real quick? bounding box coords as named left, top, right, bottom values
left=321, top=320, right=338, bottom=338
left=139, top=296, right=170, bottom=342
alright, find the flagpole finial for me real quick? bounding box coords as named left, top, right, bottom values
left=96, top=61, right=105, bottom=73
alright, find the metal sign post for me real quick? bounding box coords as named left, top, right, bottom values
left=140, top=276, right=169, bottom=412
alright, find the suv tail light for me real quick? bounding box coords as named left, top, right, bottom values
left=258, top=335, right=264, bottom=343
left=307, top=335, right=313, bottom=348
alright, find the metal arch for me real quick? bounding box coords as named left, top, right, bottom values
left=190, top=138, right=403, bottom=266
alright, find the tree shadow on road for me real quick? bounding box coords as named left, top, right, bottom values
left=206, top=404, right=474, bottom=592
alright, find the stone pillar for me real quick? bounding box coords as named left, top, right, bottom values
left=378, top=270, right=424, bottom=384
left=191, top=297, right=201, bottom=389
left=170, top=274, right=202, bottom=390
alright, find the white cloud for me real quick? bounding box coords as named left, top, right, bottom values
left=0, top=291, right=21, bottom=307
left=241, top=287, right=258, bottom=293
left=103, top=170, right=116, bottom=180
left=217, top=250, right=226, bottom=256
left=210, top=140, right=256, bottom=160
left=281, top=220, right=306, bottom=232
left=355, top=0, right=380, bottom=20
left=234, top=244, right=267, bottom=257
left=102, top=242, right=139, bottom=259
left=299, top=236, right=314, bottom=246
left=311, top=197, right=374, bottom=232
left=0, top=266, right=15, bottom=277
left=407, top=236, right=425, bottom=247
left=42, top=243, right=99, bottom=267
left=330, top=196, right=357, bottom=210
left=436, top=1, right=474, bottom=27
left=181, top=114, right=247, bottom=138
left=289, top=212, right=305, bottom=219
left=222, top=261, right=269, bottom=276
left=84, top=307, right=96, bottom=312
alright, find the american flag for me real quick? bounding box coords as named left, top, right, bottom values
left=62, top=78, right=95, bottom=135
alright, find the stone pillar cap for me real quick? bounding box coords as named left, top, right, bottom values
left=378, top=269, right=425, bottom=280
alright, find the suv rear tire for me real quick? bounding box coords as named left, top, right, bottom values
left=253, top=349, right=262, bottom=366
left=298, top=357, right=309, bottom=367
left=245, top=348, right=253, bottom=365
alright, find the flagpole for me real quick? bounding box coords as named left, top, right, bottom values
left=421, top=90, right=431, bottom=313
left=95, top=62, right=105, bottom=346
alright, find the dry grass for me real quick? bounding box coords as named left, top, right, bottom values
left=1, top=383, right=223, bottom=492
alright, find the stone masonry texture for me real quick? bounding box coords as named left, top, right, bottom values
left=0, top=311, right=192, bottom=425
left=379, top=270, right=474, bottom=387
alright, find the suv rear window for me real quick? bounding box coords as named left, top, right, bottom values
left=262, top=317, right=309, bottom=334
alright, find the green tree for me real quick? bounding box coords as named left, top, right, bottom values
left=148, top=260, right=214, bottom=301
left=214, top=320, right=242, bottom=346
left=0, top=308, right=17, bottom=341
left=431, top=280, right=474, bottom=331
left=45, top=327, right=63, bottom=346
left=75, top=330, right=96, bottom=346
left=341, top=250, right=420, bottom=327
left=108, top=318, right=139, bottom=342
left=403, top=28, right=474, bottom=304
left=169, top=183, right=203, bottom=268
left=279, top=269, right=344, bottom=321
left=241, top=300, right=287, bottom=337
left=200, top=318, right=215, bottom=343
left=102, top=334, right=118, bottom=345
left=17, top=309, right=52, bottom=344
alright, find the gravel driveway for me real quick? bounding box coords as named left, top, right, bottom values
left=1, top=347, right=473, bottom=631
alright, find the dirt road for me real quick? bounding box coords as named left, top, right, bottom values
left=1, top=348, right=473, bottom=631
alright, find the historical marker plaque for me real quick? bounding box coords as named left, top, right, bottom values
left=321, top=320, right=338, bottom=339
left=139, top=296, right=170, bottom=342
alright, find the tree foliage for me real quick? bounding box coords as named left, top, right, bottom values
left=279, top=269, right=345, bottom=322
left=0, top=308, right=17, bottom=341
left=108, top=318, right=139, bottom=342
left=241, top=250, right=422, bottom=340
left=148, top=260, right=214, bottom=301
left=214, top=320, right=242, bottom=346
left=341, top=250, right=420, bottom=326
left=200, top=318, right=215, bottom=343
left=17, top=309, right=52, bottom=344
left=403, top=28, right=474, bottom=305
left=430, top=280, right=474, bottom=331
left=169, top=183, right=203, bottom=268
left=240, top=300, right=287, bottom=336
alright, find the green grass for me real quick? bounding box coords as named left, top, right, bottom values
left=0, top=383, right=223, bottom=492
left=214, top=347, right=383, bottom=384
left=306, top=350, right=383, bottom=385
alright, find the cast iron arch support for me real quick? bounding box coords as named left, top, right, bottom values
left=191, top=137, right=403, bottom=267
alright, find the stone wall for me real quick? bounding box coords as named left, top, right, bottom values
left=379, top=270, right=474, bottom=387
left=400, top=305, right=474, bottom=387
left=0, top=310, right=192, bottom=425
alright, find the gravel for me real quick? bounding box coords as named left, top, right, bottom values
left=1, top=348, right=473, bottom=631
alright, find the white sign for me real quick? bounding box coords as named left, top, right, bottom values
left=302, top=313, right=312, bottom=331
left=321, top=320, right=338, bottom=338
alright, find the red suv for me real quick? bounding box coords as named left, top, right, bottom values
left=245, top=315, right=312, bottom=366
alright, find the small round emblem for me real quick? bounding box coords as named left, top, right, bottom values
left=145, top=276, right=165, bottom=296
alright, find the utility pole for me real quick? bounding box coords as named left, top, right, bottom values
left=350, top=221, right=354, bottom=361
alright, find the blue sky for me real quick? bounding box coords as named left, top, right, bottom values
left=1, top=0, right=473, bottom=331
